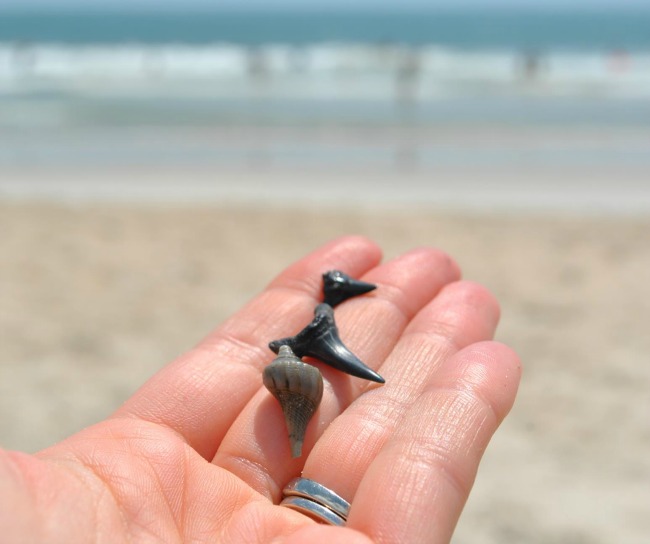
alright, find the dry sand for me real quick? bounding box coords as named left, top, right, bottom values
left=1, top=196, right=649, bottom=543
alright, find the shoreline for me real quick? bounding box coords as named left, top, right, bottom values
left=2, top=165, right=650, bottom=216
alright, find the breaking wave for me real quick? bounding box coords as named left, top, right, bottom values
left=1, top=42, right=649, bottom=99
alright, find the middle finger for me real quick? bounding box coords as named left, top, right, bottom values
left=301, top=279, right=501, bottom=503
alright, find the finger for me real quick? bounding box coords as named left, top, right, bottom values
left=273, top=525, right=374, bottom=544
left=301, top=281, right=501, bottom=501
left=212, top=248, right=461, bottom=500
left=350, top=342, right=521, bottom=543
left=112, top=236, right=382, bottom=460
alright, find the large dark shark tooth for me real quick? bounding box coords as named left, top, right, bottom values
left=322, top=270, right=376, bottom=308
left=269, top=303, right=385, bottom=384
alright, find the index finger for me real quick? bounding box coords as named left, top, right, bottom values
left=112, top=236, right=382, bottom=460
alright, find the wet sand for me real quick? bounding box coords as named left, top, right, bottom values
left=1, top=196, right=648, bottom=543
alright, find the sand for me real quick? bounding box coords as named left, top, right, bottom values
left=1, top=193, right=649, bottom=543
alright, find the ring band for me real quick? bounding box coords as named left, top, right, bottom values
left=281, top=496, right=346, bottom=526
left=280, top=477, right=351, bottom=525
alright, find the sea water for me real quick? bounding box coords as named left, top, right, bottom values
left=1, top=8, right=649, bottom=174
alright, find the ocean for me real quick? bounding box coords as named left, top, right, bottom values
left=2, top=9, right=650, bottom=48
left=1, top=8, right=649, bottom=177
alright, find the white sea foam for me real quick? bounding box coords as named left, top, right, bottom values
left=1, top=43, right=650, bottom=99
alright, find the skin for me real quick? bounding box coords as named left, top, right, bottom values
left=0, top=236, right=521, bottom=544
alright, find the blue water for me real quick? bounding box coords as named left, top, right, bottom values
left=1, top=8, right=649, bottom=175
left=1, top=9, right=650, bottom=50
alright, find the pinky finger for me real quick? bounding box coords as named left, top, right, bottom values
left=348, top=341, right=521, bottom=544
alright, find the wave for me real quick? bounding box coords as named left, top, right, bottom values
left=1, top=43, right=650, bottom=99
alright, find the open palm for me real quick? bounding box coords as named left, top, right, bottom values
left=0, top=237, right=520, bottom=543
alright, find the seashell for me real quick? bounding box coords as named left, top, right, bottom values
left=263, top=345, right=324, bottom=458
left=322, top=270, right=377, bottom=307
left=269, top=303, right=385, bottom=384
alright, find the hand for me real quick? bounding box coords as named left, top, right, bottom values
left=0, top=237, right=520, bottom=543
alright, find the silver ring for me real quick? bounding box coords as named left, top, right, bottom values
left=280, top=477, right=350, bottom=524
left=280, top=496, right=346, bottom=526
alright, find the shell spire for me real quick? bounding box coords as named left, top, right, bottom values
left=263, top=345, right=324, bottom=458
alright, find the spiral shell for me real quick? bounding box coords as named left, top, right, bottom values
left=263, top=345, right=324, bottom=458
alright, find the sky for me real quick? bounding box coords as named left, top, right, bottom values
left=1, top=0, right=648, bottom=9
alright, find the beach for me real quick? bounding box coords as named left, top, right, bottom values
left=1, top=175, right=649, bottom=542
left=2, top=6, right=650, bottom=541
